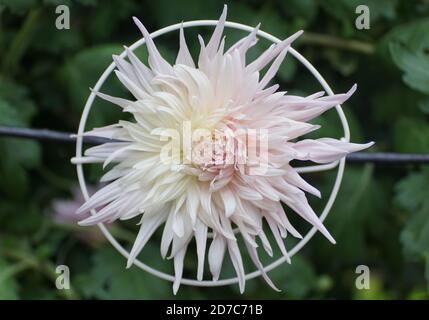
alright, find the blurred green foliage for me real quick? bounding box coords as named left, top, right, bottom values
left=0, top=0, right=429, bottom=300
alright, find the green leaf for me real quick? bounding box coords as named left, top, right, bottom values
left=42, top=0, right=72, bottom=5
left=0, top=76, right=36, bottom=123
left=0, top=259, right=20, bottom=299
left=0, top=0, right=38, bottom=14
left=278, top=0, right=319, bottom=26
left=269, top=256, right=318, bottom=298
left=418, top=98, right=429, bottom=114
left=426, top=254, right=429, bottom=290
left=75, top=245, right=172, bottom=299
left=390, top=43, right=429, bottom=95
left=60, top=44, right=123, bottom=108
left=371, top=85, right=421, bottom=124
left=32, top=18, right=84, bottom=54
left=395, top=170, right=429, bottom=287
left=395, top=171, right=429, bottom=211
left=311, top=164, right=389, bottom=267
left=328, top=165, right=378, bottom=260
left=387, top=19, right=429, bottom=95
left=400, top=202, right=429, bottom=261
left=60, top=44, right=130, bottom=128
left=393, top=118, right=429, bottom=153
left=146, top=0, right=223, bottom=27
left=0, top=201, right=44, bottom=234
left=0, top=138, right=41, bottom=198
left=0, top=98, right=23, bottom=126
left=0, top=78, right=40, bottom=198
left=384, top=19, right=429, bottom=53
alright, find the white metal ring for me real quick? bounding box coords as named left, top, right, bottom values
left=75, top=20, right=350, bottom=287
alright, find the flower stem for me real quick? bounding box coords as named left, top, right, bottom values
left=1, top=9, right=41, bottom=74
left=0, top=261, right=32, bottom=284
left=1, top=248, right=80, bottom=300
left=300, top=32, right=375, bottom=55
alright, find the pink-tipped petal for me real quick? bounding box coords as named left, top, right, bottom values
left=132, top=17, right=173, bottom=75
left=206, top=5, right=227, bottom=58
left=176, top=24, right=196, bottom=67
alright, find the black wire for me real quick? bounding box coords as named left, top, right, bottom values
left=347, top=152, right=429, bottom=163
left=1, top=126, right=429, bottom=164
left=0, top=126, right=114, bottom=145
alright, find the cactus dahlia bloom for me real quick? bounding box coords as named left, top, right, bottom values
left=77, top=6, right=373, bottom=293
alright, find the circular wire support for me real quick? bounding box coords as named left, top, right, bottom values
left=74, top=20, right=350, bottom=287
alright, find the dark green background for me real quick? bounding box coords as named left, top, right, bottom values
left=1, top=0, right=429, bottom=299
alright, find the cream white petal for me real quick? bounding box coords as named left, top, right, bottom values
left=124, top=47, right=155, bottom=91
left=206, top=5, right=227, bottom=58
left=247, top=30, right=303, bottom=73
left=114, top=70, right=149, bottom=100
left=90, top=89, right=132, bottom=109
left=194, top=219, right=208, bottom=281
left=245, top=239, right=279, bottom=291
left=293, top=138, right=374, bottom=164
left=176, top=25, right=195, bottom=67
left=208, top=234, right=226, bottom=281
left=257, top=47, right=288, bottom=90
left=173, top=246, right=188, bottom=295
left=132, top=17, right=173, bottom=75
left=265, top=215, right=291, bottom=263
left=127, top=210, right=168, bottom=268
left=227, top=239, right=246, bottom=293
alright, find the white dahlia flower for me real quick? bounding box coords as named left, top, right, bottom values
left=76, top=6, right=373, bottom=293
